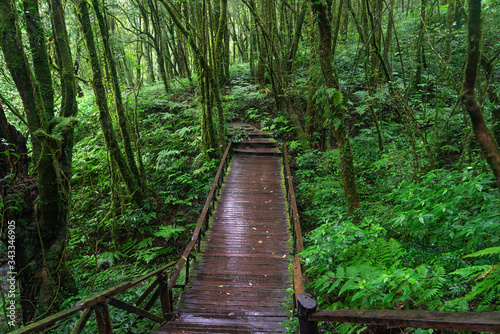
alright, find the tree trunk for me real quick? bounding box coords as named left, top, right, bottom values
left=461, top=0, right=500, bottom=192
left=312, top=1, right=361, bottom=217
left=91, top=0, right=143, bottom=189
left=77, top=0, right=144, bottom=205
left=160, top=0, right=222, bottom=155
left=0, top=0, right=77, bottom=321
left=23, top=0, right=54, bottom=119
left=0, top=104, right=38, bottom=324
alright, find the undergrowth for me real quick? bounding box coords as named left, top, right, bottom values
left=295, top=141, right=500, bottom=333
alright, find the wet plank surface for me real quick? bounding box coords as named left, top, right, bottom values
left=155, top=124, right=290, bottom=333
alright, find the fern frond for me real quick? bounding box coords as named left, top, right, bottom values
left=463, top=247, right=500, bottom=258
left=416, top=288, right=439, bottom=304
left=451, top=265, right=493, bottom=279
left=339, top=277, right=358, bottom=295
left=153, top=225, right=186, bottom=242
left=474, top=264, right=500, bottom=281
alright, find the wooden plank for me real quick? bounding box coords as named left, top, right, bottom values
left=94, top=302, right=112, bottom=334
left=309, top=309, right=500, bottom=332
left=11, top=261, right=176, bottom=333
left=10, top=305, right=85, bottom=334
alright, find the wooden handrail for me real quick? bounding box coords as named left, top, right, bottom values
left=283, top=142, right=500, bottom=334
left=283, top=144, right=306, bottom=304
left=283, top=143, right=304, bottom=255
left=10, top=141, right=233, bottom=334
left=309, top=309, right=500, bottom=332
left=10, top=261, right=176, bottom=334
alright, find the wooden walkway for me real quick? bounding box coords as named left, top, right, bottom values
left=155, top=124, right=290, bottom=333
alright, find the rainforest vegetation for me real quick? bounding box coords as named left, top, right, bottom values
left=0, top=0, right=499, bottom=332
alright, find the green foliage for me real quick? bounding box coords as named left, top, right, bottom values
left=295, top=144, right=500, bottom=331
left=450, top=247, right=500, bottom=311
left=314, top=86, right=343, bottom=129
left=224, top=86, right=268, bottom=119
left=153, top=225, right=186, bottom=243
left=388, top=165, right=500, bottom=250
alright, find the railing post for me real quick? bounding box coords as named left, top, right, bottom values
left=185, top=255, right=190, bottom=286
left=297, top=293, right=318, bottom=334
left=94, top=302, right=112, bottom=334
left=159, top=280, right=171, bottom=316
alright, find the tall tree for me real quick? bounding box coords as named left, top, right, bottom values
left=160, top=0, right=225, bottom=156
left=461, top=0, right=500, bottom=191
left=77, top=0, right=145, bottom=205
left=90, top=0, right=143, bottom=188
left=312, top=0, right=361, bottom=216
left=0, top=0, right=78, bottom=321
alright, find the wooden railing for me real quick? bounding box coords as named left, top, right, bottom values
left=282, top=143, right=500, bottom=334
left=10, top=262, right=176, bottom=334
left=10, top=142, right=233, bottom=334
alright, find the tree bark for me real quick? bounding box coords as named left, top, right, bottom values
left=23, top=0, right=55, bottom=120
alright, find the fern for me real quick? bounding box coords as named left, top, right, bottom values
left=451, top=265, right=492, bottom=279
left=416, top=288, right=439, bottom=304
left=450, top=247, right=500, bottom=309
left=339, top=277, right=359, bottom=296
left=463, top=246, right=500, bottom=258
left=153, top=225, right=186, bottom=243
left=379, top=238, right=405, bottom=268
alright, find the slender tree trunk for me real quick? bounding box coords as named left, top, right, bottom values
left=91, top=0, right=143, bottom=188
left=148, top=0, right=170, bottom=93
left=414, top=0, right=426, bottom=88
left=461, top=0, right=500, bottom=191
left=160, top=0, right=222, bottom=155
left=383, top=0, right=394, bottom=65
left=312, top=1, right=361, bottom=217
left=77, top=0, right=144, bottom=205
left=23, top=0, right=54, bottom=119
left=445, top=0, right=455, bottom=62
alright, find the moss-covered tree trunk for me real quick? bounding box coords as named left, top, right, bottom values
left=461, top=0, right=500, bottom=192
left=312, top=0, right=361, bottom=217
left=147, top=0, right=170, bottom=93
left=160, top=0, right=223, bottom=156
left=0, top=104, right=38, bottom=324
left=23, top=0, right=54, bottom=119
left=77, top=0, right=144, bottom=205
left=0, top=0, right=77, bottom=322
left=90, top=0, right=143, bottom=188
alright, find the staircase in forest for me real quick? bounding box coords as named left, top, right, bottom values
left=154, top=123, right=290, bottom=333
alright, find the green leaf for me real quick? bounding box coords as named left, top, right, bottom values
left=382, top=293, right=394, bottom=305
left=351, top=290, right=364, bottom=301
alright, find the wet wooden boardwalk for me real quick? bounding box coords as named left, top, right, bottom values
left=155, top=124, right=290, bottom=333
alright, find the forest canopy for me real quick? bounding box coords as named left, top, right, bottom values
left=0, top=0, right=499, bottom=332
